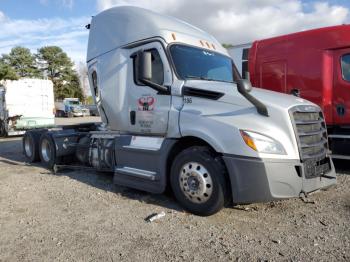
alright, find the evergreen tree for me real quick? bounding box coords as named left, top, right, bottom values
left=1, top=46, right=41, bottom=78
left=37, top=46, right=84, bottom=100
left=0, top=59, right=18, bottom=80
left=222, top=43, right=234, bottom=49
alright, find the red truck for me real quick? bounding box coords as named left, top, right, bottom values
left=229, top=25, right=350, bottom=159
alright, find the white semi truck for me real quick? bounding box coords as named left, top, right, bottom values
left=22, top=7, right=336, bottom=216
left=0, top=78, right=55, bottom=136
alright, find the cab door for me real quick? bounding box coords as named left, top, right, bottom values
left=333, top=49, right=350, bottom=125
left=127, top=42, right=172, bottom=135
left=259, top=60, right=287, bottom=93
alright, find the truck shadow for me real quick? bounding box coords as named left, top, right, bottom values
left=333, top=159, right=350, bottom=175
left=0, top=137, right=25, bottom=162
left=56, top=169, right=184, bottom=212
left=0, top=137, right=183, bottom=212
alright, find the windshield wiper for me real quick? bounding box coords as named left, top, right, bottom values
left=185, top=75, right=233, bottom=83
left=185, top=75, right=216, bottom=81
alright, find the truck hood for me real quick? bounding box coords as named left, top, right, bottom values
left=184, top=80, right=316, bottom=111
left=181, top=80, right=320, bottom=160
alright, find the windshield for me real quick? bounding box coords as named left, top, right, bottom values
left=170, top=44, right=234, bottom=82
left=68, top=101, right=80, bottom=105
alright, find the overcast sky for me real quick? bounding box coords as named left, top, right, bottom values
left=0, top=0, right=349, bottom=65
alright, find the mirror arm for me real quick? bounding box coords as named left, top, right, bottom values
left=238, top=89, right=269, bottom=117
left=139, top=78, right=169, bottom=93
left=236, top=80, right=269, bottom=117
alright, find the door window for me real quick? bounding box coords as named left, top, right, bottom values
left=134, top=49, right=164, bottom=85
left=91, top=71, right=99, bottom=97
left=341, top=54, right=350, bottom=82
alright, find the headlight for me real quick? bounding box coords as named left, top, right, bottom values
left=240, top=130, right=286, bottom=155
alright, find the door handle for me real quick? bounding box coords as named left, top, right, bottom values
left=130, top=110, right=136, bottom=125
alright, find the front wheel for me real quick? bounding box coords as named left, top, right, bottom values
left=170, top=146, right=230, bottom=216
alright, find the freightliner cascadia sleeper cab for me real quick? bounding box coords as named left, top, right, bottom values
left=22, top=7, right=336, bottom=216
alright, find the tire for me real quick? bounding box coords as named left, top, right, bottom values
left=23, top=130, right=43, bottom=162
left=0, top=120, right=8, bottom=137
left=39, top=133, right=59, bottom=169
left=170, top=146, right=230, bottom=216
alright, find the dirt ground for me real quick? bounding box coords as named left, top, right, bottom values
left=0, top=117, right=349, bottom=261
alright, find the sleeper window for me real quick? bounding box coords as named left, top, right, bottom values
left=341, top=54, right=350, bottom=82
left=91, top=71, right=99, bottom=97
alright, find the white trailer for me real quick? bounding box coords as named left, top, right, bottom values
left=0, top=78, right=55, bottom=136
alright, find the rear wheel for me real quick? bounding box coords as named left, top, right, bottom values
left=170, top=146, right=230, bottom=216
left=39, top=133, right=59, bottom=169
left=57, top=110, right=64, bottom=117
left=23, top=130, right=44, bottom=162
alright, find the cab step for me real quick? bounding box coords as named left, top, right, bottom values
left=115, top=166, right=156, bottom=181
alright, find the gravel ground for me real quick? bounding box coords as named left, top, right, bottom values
left=0, top=117, right=349, bottom=261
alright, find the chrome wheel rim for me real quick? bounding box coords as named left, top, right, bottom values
left=41, top=139, right=51, bottom=162
left=179, top=162, right=213, bottom=204
left=24, top=136, right=33, bottom=157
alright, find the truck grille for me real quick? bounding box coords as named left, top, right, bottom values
left=290, top=105, right=331, bottom=178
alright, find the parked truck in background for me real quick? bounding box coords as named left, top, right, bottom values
left=22, top=7, right=336, bottom=216
left=228, top=25, right=350, bottom=160
left=86, top=104, right=99, bottom=116
left=55, top=98, right=89, bottom=117
left=0, top=78, right=55, bottom=136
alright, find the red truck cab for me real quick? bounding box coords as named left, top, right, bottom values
left=232, top=25, right=350, bottom=159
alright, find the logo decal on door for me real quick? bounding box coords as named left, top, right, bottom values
left=138, top=96, right=155, bottom=111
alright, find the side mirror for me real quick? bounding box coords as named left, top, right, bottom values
left=135, top=50, right=169, bottom=94
left=237, top=79, right=252, bottom=93
left=290, top=88, right=300, bottom=97
left=138, top=51, right=152, bottom=81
